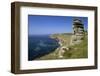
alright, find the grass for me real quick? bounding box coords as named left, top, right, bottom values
left=50, top=33, right=72, bottom=46
left=63, top=35, right=88, bottom=59
left=37, top=33, right=88, bottom=60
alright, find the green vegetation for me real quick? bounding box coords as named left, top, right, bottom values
left=37, top=33, right=88, bottom=60
left=63, top=35, right=88, bottom=59
left=50, top=33, right=72, bottom=46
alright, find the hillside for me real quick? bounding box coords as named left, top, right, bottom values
left=37, top=33, right=88, bottom=60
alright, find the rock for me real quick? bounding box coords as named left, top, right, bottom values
left=71, top=18, right=85, bottom=45
left=59, top=55, right=63, bottom=58
left=58, top=46, right=70, bottom=58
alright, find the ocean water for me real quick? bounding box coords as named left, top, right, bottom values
left=28, top=35, right=60, bottom=60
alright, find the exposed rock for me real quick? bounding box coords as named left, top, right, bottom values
left=70, top=18, right=85, bottom=45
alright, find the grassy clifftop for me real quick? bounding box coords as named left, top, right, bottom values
left=37, top=33, right=88, bottom=60
left=50, top=33, right=72, bottom=46
left=63, top=35, right=88, bottom=59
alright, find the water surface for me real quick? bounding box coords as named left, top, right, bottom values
left=28, top=35, right=60, bottom=60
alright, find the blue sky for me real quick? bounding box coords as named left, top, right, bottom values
left=28, top=15, right=88, bottom=35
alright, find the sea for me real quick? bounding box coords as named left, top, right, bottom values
left=28, top=34, right=60, bottom=60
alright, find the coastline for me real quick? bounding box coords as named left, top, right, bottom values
left=37, top=33, right=87, bottom=60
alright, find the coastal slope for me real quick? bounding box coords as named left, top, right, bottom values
left=37, top=33, right=88, bottom=60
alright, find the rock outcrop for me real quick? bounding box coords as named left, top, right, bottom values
left=70, top=18, right=85, bottom=45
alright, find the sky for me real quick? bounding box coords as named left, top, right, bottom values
left=28, top=15, right=88, bottom=35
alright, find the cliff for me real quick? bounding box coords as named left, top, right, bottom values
left=37, top=19, right=87, bottom=60
left=37, top=33, right=87, bottom=60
